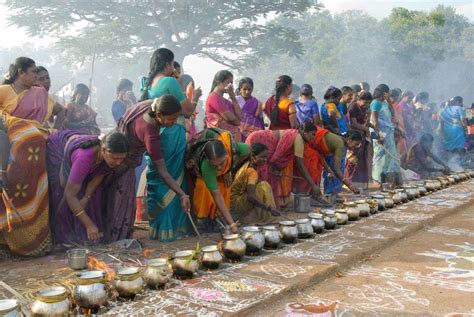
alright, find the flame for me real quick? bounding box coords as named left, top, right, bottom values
left=87, top=256, right=115, bottom=280
left=143, top=249, right=152, bottom=257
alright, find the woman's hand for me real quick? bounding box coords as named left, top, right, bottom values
left=192, top=87, right=202, bottom=102
left=79, top=196, right=90, bottom=209
left=229, top=221, right=239, bottom=234
left=225, top=83, right=235, bottom=98
left=180, top=194, right=191, bottom=213
left=86, top=223, right=101, bottom=242
left=348, top=183, right=360, bottom=194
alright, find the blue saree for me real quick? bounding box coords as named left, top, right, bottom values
left=145, top=124, right=192, bottom=241
left=439, top=106, right=465, bottom=151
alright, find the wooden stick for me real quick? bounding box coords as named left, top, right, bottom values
left=186, top=212, right=202, bottom=238
left=0, top=281, right=28, bottom=305
left=2, top=189, right=23, bottom=221
left=107, top=253, right=124, bottom=263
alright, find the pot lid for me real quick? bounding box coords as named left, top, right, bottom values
left=0, top=299, right=18, bottom=313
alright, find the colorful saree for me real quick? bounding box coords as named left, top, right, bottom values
left=145, top=124, right=192, bottom=241
left=206, top=92, right=242, bottom=142
left=245, top=129, right=299, bottom=208
left=64, top=102, right=100, bottom=135
left=193, top=129, right=234, bottom=219
left=370, top=100, right=400, bottom=183
left=0, top=115, right=51, bottom=256
left=236, top=96, right=263, bottom=140
left=46, top=130, right=110, bottom=245
left=264, top=96, right=294, bottom=130
left=439, top=106, right=466, bottom=151
left=231, top=162, right=276, bottom=225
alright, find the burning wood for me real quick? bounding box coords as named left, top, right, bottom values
left=87, top=256, right=115, bottom=281
left=143, top=249, right=152, bottom=258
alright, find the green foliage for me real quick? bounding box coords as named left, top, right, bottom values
left=5, top=0, right=321, bottom=68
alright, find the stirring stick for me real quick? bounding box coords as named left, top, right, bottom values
left=107, top=253, right=124, bottom=263
left=186, top=212, right=202, bottom=238
left=0, top=281, right=28, bottom=305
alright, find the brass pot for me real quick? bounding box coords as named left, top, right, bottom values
left=261, top=225, right=281, bottom=249
left=171, top=250, right=200, bottom=278
left=370, top=195, right=386, bottom=210
left=143, top=258, right=172, bottom=289
left=335, top=209, right=349, bottom=225
left=241, top=226, right=265, bottom=255
left=322, top=210, right=337, bottom=229
left=366, top=199, right=379, bottom=214
left=114, top=267, right=144, bottom=298
left=0, top=299, right=20, bottom=316
left=355, top=200, right=370, bottom=217
left=279, top=221, right=298, bottom=243
left=307, top=213, right=325, bottom=234
left=74, top=270, right=108, bottom=310
left=343, top=202, right=360, bottom=221
left=199, top=245, right=223, bottom=269
left=31, top=287, right=71, bottom=316
left=221, top=234, right=246, bottom=261
left=395, top=188, right=408, bottom=202
left=295, top=219, right=313, bottom=239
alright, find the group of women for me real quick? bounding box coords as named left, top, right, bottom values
left=0, top=49, right=467, bottom=257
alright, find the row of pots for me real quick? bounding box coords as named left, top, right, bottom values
left=4, top=170, right=472, bottom=316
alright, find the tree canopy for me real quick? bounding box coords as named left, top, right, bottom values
left=6, top=0, right=322, bottom=68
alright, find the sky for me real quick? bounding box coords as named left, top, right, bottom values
left=0, top=0, right=472, bottom=94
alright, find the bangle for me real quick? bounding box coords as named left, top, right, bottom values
left=74, top=210, right=85, bottom=217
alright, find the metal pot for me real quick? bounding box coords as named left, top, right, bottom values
left=395, top=188, right=408, bottom=202
left=171, top=250, right=200, bottom=278
left=385, top=190, right=402, bottom=204
left=405, top=186, right=417, bottom=200
left=366, top=199, right=379, bottom=214
left=417, top=185, right=427, bottom=196
left=451, top=174, right=461, bottom=182
left=436, top=177, right=449, bottom=188
left=370, top=195, right=386, bottom=210
left=261, top=225, right=281, bottom=249
left=322, top=210, right=337, bottom=229
left=295, top=219, right=313, bottom=238
left=0, top=299, right=20, bottom=317
left=143, top=258, right=172, bottom=288
left=335, top=209, right=349, bottom=225
left=114, top=267, right=144, bottom=298
left=74, top=270, right=108, bottom=310
left=67, top=248, right=89, bottom=270
left=31, top=287, right=71, bottom=316
left=294, top=194, right=311, bottom=213
left=447, top=176, right=456, bottom=185
left=221, top=234, right=246, bottom=261
left=199, top=246, right=223, bottom=270
left=468, top=170, right=474, bottom=178
left=307, top=213, right=324, bottom=234
left=279, top=221, right=298, bottom=243
left=241, top=226, right=265, bottom=255
left=424, top=180, right=436, bottom=192
left=355, top=200, right=370, bottom=217
left=343, top=202, right=360, bottom=221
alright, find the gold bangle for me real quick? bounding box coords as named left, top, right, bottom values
left=74, top=210, right=85, bottom=217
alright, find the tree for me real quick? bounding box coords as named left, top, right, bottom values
left=6, top=0, right=322, bottom=69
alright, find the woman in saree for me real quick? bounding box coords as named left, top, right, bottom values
left=63, top=84, right=100, bottom=135
left=47, top=131, right=129, bottom=245
left=438, top=96, right=467, bottom=154
left=36, top=66, right=66, bottom=129
left=231, top=143, right=281, bottom=225
left=245, top=123, right=328, bottom=209
left=188, top=128, right=249, bottom=233
left=263, top=75, right=297, bottom=130
left=105, top=95, right=191, bottom=242
left=345, top=91, right=373, bottom=186
left=0, top=57, right=57, bottom=256
left=206, top=70, right=242, bottom=141
left=138, top=48, right=202, bottom=218
left=236, top=77, right=264, bottom=141
left=320, top=87, right=346, bottom=135
left=112, top=78, right=137, bottom=124
left=370, top=85, right=402, bottom=187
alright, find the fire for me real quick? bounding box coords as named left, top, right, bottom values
left=143, top=249, right=152, bottom=257
left=87, top=256, right=115, bottom=280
